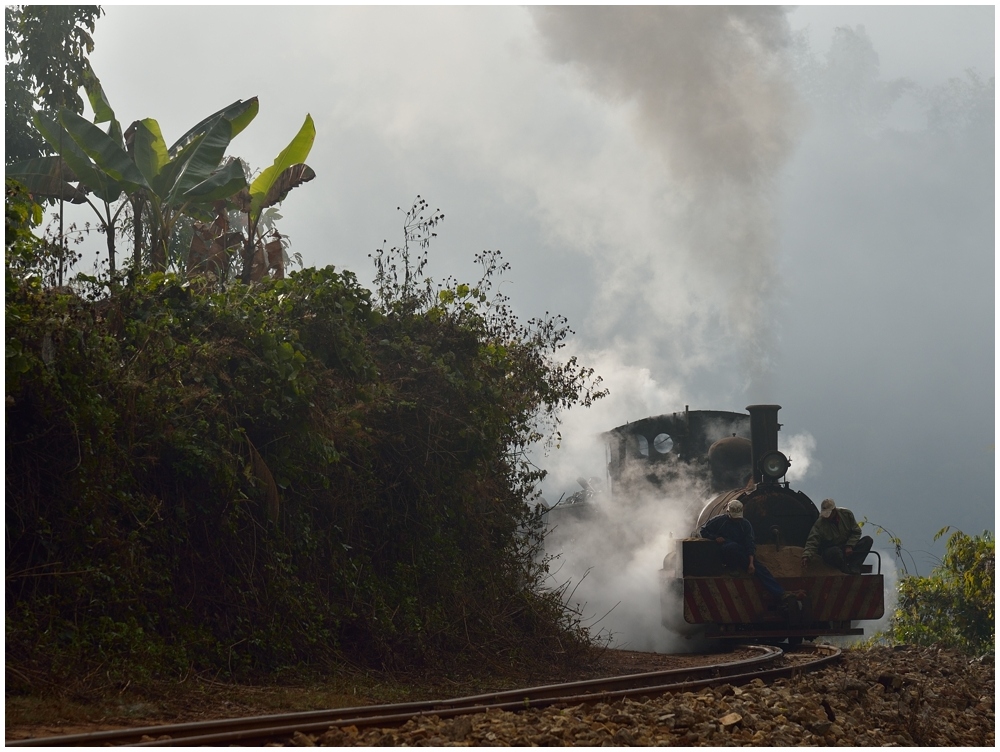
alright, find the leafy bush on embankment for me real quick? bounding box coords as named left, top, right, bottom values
left=888, top=527, right=994, bottom=655
left=5, top=189, right=605, bottom=691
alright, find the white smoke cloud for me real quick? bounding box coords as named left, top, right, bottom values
left=782, top=431, right=819, bottom=484
left=530, top=7, right=804, bottom=392
left=542, top=463, right=711, bottom=653
left=532, top=350, right=698, bottom=652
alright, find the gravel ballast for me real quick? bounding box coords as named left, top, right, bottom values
left=292, top=645, right=994, bottom=747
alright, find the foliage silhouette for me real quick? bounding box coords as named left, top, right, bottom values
left=5, top=5, right=103, bottom=165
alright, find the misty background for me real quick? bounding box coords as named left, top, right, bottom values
left=59, top=7, right=993, bottom=639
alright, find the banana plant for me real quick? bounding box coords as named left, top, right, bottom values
left=231, top=114, right=315, bottom=283
left=8, top=82, right=259, bottom=276
left=82, top=71, right=255, bottom=276
left=124, top=97, right=257, bottom=273
left=127, top=112, right=253, bottom=270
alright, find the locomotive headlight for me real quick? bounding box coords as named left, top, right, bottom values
left=760, top=450, right=790, bottom=479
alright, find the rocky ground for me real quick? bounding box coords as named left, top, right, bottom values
left=7, top=645, right=994, bottom=746
left=290, top=646, right=995, bottom=747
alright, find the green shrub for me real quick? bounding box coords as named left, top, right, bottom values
left=889, top=527, right=994, bottom=655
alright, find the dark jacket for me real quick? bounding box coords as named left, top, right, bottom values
left=803, top=507, right=862, bottom=558
left=700, top=514, right=756, bottom=557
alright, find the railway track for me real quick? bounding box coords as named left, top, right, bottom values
left=9, top=644, right=840, bottom=747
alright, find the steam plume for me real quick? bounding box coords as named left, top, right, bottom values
left=532, top=7, right=803, bottom=391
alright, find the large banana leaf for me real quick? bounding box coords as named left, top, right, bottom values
left=249, top=114, right=315, bottom=220
left=5, top=156, right=89, bottom=203
left=182, top=159, right=247, bottom=203
left=82, top=64, right=116, bottom=127
left=83, top=67, right=127, bottom=149
left=168, top=117, right=234, bottom=204
left=152, top=132, right=203, bottom=199
left=57, top=109, right=148, bottom=190
left=168, top=97, right=259, bottom=156
left=107, top=118, right=126, bottom=154
left=132, top=118, right=169, bottom=185
left=33, top=111, right=124, bottom=203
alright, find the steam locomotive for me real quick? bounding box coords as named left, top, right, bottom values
left=548, top=404, right=884, bottom=643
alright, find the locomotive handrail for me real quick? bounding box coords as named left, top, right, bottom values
left=869, top=550, right=881, bottom=575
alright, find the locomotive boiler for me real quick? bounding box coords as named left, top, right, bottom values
left=583, top=404, right=884, bottom=643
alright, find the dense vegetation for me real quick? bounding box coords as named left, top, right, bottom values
left=6, top=184, right=606, bottom=690
left=888, top=528, right=994, bottom=655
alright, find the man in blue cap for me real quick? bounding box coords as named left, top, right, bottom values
left=700, top=499, right=799, bottom=607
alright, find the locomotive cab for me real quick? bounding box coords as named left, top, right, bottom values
left=603, top=407, right=751, bottom=496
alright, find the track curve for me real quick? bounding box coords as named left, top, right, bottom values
left=9, top=644, right=840, bottom=747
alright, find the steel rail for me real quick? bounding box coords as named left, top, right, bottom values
left=8, top=644, right=840, bottom=747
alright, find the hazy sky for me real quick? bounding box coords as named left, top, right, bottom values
left=68, top=5, right=994, bottom=578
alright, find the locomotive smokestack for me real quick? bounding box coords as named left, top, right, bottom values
left=746, top=404, right=781, bottom=484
